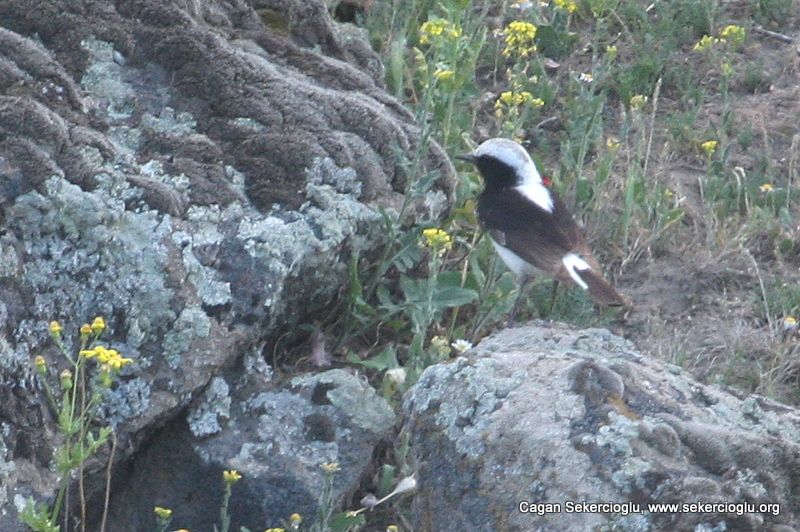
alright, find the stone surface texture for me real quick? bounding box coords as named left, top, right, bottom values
left=405, top=322, right=800, bottom=532
left=0, top=0, right=447, bottom=529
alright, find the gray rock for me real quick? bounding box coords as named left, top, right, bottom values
left=0, top=0, right=451, bottom=529
left=104, top=369, right=394, bottom=531
left=404, top=322, right=800, bottom=531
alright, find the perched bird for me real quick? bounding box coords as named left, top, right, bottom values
left=458, top=138, right=628, bottom=318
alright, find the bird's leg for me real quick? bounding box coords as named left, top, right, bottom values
left=546, top=279, right=560, bottom=317
left=508, top=274, right=531, bottom=325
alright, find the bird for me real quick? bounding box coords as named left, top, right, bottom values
left=457, top=137, right=628, bottom=320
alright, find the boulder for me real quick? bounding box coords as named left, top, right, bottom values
left=404, top=322, right=800, bottom=531
left=0, top=0, right=450, bottom=529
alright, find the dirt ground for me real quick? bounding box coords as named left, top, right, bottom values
left=614, top=20, right=800, bottom=403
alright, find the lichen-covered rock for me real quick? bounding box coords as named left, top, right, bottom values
left=404, top=322, right=800, bottom=532
left=0, top=0, right=451, bottom=529
left=103, top=369, right=394, bottom=531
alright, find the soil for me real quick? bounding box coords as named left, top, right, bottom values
left=613, top=18, right=800, bottom=403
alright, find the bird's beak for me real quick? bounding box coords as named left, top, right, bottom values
left=455, top=153, right=477, bottom=164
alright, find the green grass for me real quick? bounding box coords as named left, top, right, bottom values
left=322, top=0, right=800, bottom=527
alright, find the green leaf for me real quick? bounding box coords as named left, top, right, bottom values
left=378, top=464, right=397, bottom=497
left=329, top=511, right=366, bottom=532
left=346, top=346, right=399, bottom=371
left=433, top=285, right=478, bottom=308
left=20, top=498, right=59, bottom=532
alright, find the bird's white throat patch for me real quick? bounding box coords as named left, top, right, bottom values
left=516, top=181, right=554, bottom=213
left=562, top=252, right=591, bottom=289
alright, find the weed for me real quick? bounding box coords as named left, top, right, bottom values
left=22, top=318, right=130, bottom=532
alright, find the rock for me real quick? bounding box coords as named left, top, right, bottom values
left=404, top=322, right=800, bottom=531
left=0, top=0, right=450, bottom=529
left=103, top=369, right=394, bottom=530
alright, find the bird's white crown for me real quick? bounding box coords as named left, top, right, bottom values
left=472, top=138, right=543, bottom=185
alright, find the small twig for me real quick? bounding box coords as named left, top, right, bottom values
left=100, top=431, right=117, bottom=532
left=744, top=247, right=772, bottom=331
left=753, top=26, right=794, bottom=44
left=534, top=116, right=558, bottom=131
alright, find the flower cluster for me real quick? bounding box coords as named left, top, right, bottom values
left=700, top=140, right=718, bottom=156
left=502, top=21, right=538, bottom=58
left=692, top=34, right=718, bottom=52
left=422, top=228, right=453, bottom=253
left=552, top=0, right=578, bottom=13
left=495, top=90, right=544, bottom=114
left=419, top=18, right=462, bottom=46
left=80, top=345, right=133, bottom=371
left=694, top=24, right=746, bottom=52
left=719, top=24, right=746, bottom=46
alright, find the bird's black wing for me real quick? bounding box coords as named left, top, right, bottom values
left=477, top=187, right=581, bottom=272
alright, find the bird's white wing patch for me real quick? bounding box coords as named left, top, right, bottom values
left=516, top=182, right=554, bottom=213
left=562, top=252, right=591, bottom=289
left=491, top=239, right=538, bottom=277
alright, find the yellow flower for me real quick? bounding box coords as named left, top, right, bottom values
left=223, top=469, right=242, bottom=485
left=700, top=140, right=718, bottom=156
left=81, top=346, right=132, bottom=370
left=265, top=529, right=285, bottom=532
left=629, top=94, right=647, bottom=110
left=153, top=506, right=172, bottom=519
left=605, top=44, right=618, bottom=60
left=552, top=0, right=577, bottom=13
left=719, top=24, right=746, bottom=46
left=320, top=462, right=340, bottom=474
left=419, top=19, right=461, bottom=46
left=502, top=20, right=538, bottom=58
left=91, top=316, right=106, bottom=334
left=606, top=136, right=621, bottom=151
left=721, top=62, right=734, bottom=78
left=759, top=183, right=774, bottom=193
left=48, top=321, right=62, bottom=336
left=783, top=316, right=798, bottom=331
left=422, top=228, right=452, bottom=252
left=289, top=513, right=302, bottom=525
left=495, top=91, right=543, bottom=111
left=80, top=323, right=92, bottom=339
left=693, top=35, right=719, bottom=52
left=434, top=69, right=455, bottom=82
left=387, top=526, right=400, bottom=532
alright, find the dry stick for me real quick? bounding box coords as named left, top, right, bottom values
left=744, top=247, right=773, bottom=332
left=100, top=431, right=117, bottom=532
left=642, top=77, right=662, bottom=188
left=788, top=135, right=799, bottom=212
left=753, top=26, right=794, bottom=44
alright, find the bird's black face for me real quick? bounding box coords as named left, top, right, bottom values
left=458, top=154, right=519, bottom=192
